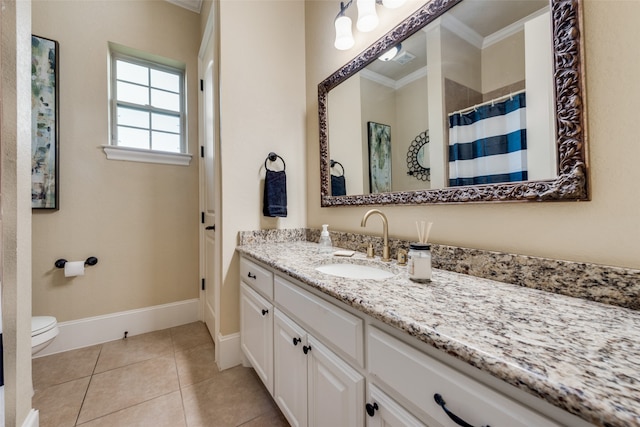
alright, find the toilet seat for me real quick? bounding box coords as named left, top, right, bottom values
left=32, top=316, right=59, bottom=355
left=32, top=316, right=57, bottom=336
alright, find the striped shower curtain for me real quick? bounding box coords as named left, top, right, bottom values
left=448, top=92, right=527, bottom=187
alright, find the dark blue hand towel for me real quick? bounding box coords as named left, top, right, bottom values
left=331, top=174, right=346, bottom=196
left=263, top=169, right=287, bottom=217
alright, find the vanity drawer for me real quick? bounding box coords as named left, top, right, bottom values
left=240, top=257, right=273, bottom=299
left=368, top=327, right=560, bottom=427
left=275, top=276, right=364, bottom=366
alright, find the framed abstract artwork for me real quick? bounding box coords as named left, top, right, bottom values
left=367, top=121, right=391, bottom=193
left=31, top=35, right=60, bottom=210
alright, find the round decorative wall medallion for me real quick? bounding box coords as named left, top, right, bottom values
left=406, top=130, right=430, bottom=181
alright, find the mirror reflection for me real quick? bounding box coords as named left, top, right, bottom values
left=327, top=0, right=556, bottom=196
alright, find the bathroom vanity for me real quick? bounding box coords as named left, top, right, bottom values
left=237, top=240, right=640, bottom=427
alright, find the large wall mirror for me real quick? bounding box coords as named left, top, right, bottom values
left=319, top=0, right=588, bottom=206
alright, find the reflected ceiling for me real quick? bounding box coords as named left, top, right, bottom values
left=365, top=0, right=547, bottom=81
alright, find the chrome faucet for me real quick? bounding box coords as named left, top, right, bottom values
left=360, top=209, right=391, bottom=262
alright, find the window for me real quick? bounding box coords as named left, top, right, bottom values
left=106, top=47, right=191, bottom=165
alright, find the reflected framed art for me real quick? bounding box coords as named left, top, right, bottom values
left=31, top=35, right=60, bottom=210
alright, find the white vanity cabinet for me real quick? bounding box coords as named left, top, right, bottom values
left=240, top=256, right=365, bottom=427
left=239, top=282, right=273, bottom=394
left=273, top=309, right=308, bottom=426
left=274, top=309, right=365, bottom=427
left=239, top=258, right=274, bottom=394
left=367, top=327, right=562, bottom=427
left=273, top=275, right=365, bottom=426
left=238, top=254, right=581, bottom=427
left=366, top=384, right=427, bottom=427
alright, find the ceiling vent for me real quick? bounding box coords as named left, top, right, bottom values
left=393, top=51, right=416, bottom=65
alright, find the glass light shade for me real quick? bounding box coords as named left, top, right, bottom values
left=356, top=0, right=378, bottom=32
left=378, top=44, right=401, bottom=61
left=334, top=15, right=355, bottom=50
left=382, top=0, right=406, bottom=8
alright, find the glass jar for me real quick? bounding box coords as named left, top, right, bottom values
left=408, top=243, right=431, bottom=283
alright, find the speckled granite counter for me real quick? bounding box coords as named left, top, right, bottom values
left=237, top=240, right=640, bottom=427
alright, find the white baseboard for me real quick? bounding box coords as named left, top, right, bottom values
left=34, top=299, right=200, bottom=357
left=216, top=332, right=241, bottom=370
left=21, top=409, right=38, bottom=427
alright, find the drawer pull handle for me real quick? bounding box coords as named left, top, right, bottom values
left=292, top=337, right=301, bottom=346
left=247, top=272, right=257, bottom=279
left=303, top=345, right=312, bottom=354
left=365, top=402, right=379, bottom=417
left=261, top=309, right=269, bottom=316
left=434, top=394, right=490, bottom=427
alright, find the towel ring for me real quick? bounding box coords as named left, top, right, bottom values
left=330, top=160, right=345, bottom=177
left=265, top=152, right=286, bottom=171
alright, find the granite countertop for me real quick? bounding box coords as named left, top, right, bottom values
left=237, top=241, right=640, bottom=427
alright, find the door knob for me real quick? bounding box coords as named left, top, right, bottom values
left=205, top=225, right=215, bottom=230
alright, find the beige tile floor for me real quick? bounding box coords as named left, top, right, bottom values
left=32, top=322, right=289, bottom=427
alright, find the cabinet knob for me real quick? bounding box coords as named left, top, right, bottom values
left=365, top=402, right=379, bottom=417
left=261, top=309, right=269, bottom=316
left=247, top=272, right=257, bottom=279
left=292, top=337, right=301, bottom=346
left=303, top=345, right=312, bottom=354
left=434, top=393, right=489, bottom=427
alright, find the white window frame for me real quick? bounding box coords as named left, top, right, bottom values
left=104, top=48, right=192, bottom=166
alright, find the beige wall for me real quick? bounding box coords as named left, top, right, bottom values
left=328, top=74, right=365, bottom=195
left=442, top=27, right=482, bottom=93
left=2, top=1, right=35, bottom=424
left=218, top=0, right=306, bottom=335
left=31, top=0, right=201, bottom=322
left=482, top=31, right=525, bottom=94
left=395, top=76, right=430, bottom=192
left=306, top=0, right=640, bottom=270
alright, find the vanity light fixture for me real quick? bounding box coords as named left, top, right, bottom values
left=334, top=1, right=355, bottom=50
left=333, top=0, right=406, bottom=50
left=382, top=0, right=405, bottom=8
left=378, top=43, right=401, bottom=61
left=356, top=0, right=379, bottom=32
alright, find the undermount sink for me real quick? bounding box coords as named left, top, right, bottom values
left=315, top=263, right=396, bottom=280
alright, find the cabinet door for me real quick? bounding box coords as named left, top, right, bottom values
left=307, top=335, right=365, bottom=427
left=366, top=384, right=427, bottom=427
left=274, top=309, right=308, bottom=427
left=240, top=282, right=273, bottom=394
left=368, top=327, right=560, bottom=427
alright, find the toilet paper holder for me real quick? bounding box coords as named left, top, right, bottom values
left=54, top=257, right=98, bottom=269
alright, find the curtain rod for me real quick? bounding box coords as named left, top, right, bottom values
left=448, top=89, right=526, bottom=117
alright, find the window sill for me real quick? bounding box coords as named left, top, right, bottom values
left=102, top=145, right=192, bottom=166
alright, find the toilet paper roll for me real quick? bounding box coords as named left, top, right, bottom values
left=64, top=261, right=85, bottom=277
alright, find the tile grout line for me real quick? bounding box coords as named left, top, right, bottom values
left=74, top=344, right=104, bottom=426
left=35, top=323, right=221, bottom=427
left=74, top=390, right=181, bottom=426
left=75, top=335, right=182, bottom=426
left=170, top=325, right=193, bottom=427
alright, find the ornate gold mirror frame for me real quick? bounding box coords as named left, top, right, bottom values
left=318, top=0, right=588, bottom=206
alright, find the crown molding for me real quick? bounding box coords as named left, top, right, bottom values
left=165, top=0, right=202, bottom=13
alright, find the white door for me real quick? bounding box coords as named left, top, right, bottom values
left=199, top=16, right=219, bottom=344
left=274, top=309, right=308, bottom=427
left=240, top=282, right=274, bottom=394
left=307, top=335, right=365, bottom=427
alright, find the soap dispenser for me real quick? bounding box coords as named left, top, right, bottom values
left=318, top=224, right=333, bottom=254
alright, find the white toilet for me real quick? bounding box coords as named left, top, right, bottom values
left=31, top=316, right=59, bottom=355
